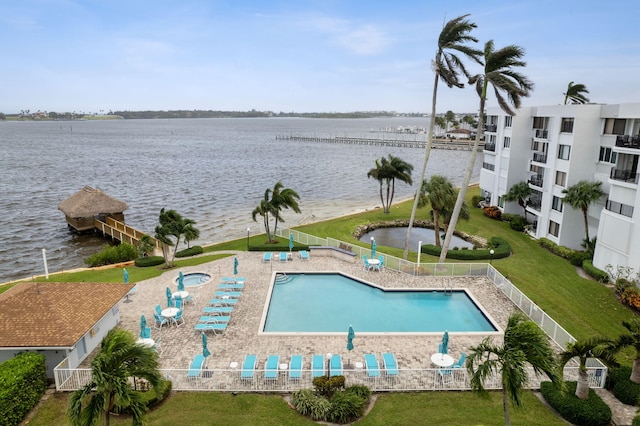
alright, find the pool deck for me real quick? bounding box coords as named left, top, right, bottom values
left=112, top=251, right=520, bottom=372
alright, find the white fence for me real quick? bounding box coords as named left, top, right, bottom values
left=53, top=229, right=607, bottom=391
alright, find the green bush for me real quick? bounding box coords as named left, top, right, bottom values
left=0, top=352, right=47, bottom=426
left=613, top=375, right=640, bottom=406
left=633, top=412, right=640, bottom=426
left=509, top=215, right=527, bottom=232
left=345, top=384, right=371, bottom=402
left=606, top=366, right=631, bottom=390
left=175, top=246, right=204, bottom=258
left=421, top=236, right=511, bottom=260
left=134, top=256, right=165, bottom=267
left=112, top=379, right=172, bottom=414
left=291, top=389, right=316, bottom=417
left=583, top=260, right=610, bottom=283
left=501, top=213, right=519, bottom=222
left=540, top=381, right=611, bottom=426
left=313, top=375, right=345, bottom=399
left=568, top=251, right=590, bottom=266
left=85, top=243, right=137, bottom=267
left=328, top=391, right=366, bottom=424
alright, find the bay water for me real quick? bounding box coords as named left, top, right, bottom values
left=0, top=117, right=481, bottom=283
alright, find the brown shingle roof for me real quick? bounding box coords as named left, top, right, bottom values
left=0, top=282, right=134, bottom=348
left=58, top=186, right=128, bottom=218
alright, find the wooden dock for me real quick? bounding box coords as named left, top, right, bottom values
left=94, top=217, right=162, bottom=251
left=275, top=135, right=483, bottom=151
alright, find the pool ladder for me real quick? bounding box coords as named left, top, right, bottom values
left=275, top=273, right=292, bottom=284
left=442, top=278, right=454, bottom=295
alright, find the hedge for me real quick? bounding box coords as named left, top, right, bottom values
left=134, top=256, right=165, bottom=267
left=540, top=381, right=611, bottom=426
left=0, top=352, right=47, bottom=426
left=175, top=246, right=204, bottom=258
left=421, top=236, right=511, bottom=260
left=582, top=260, right=610, bottom=283
left=84, top=243, right=137, bottom=267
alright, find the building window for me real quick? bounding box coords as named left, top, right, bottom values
left=482, top=162, right=495, bottom=171
left=549, top=221, right=560, bottom=237
left=552, top=196, right=563, bottom=212
left=561, top=118, right=574, bottom=133
left=504, top=116, right=513, bottom=128
left=503, top=136, right=511, bottom=148
left=606, top=199, right=634, bottom=218
left=599, top=147, right=617, bottom=164
left=604, top=118, right=626, bottom=135
left=498, top=196, right=505, bottom=208
left=558, top=144, right=571, bottom=160
left=555, top=171, right=567, bottom=187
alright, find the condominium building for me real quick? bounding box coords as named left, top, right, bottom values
left=478, top=103, right=640, bottom=274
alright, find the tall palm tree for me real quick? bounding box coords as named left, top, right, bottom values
left=367, top=154, right=413, bottom=214
left=68, top=329, right=162, bottom=426
left=269, top=181, right=301, bottom=238
left=561, top=180, right=605, bottom=242
left=503, top=181, right=533, bottom=220
left=559, top=336, right=616, bottom=400
left=252, top=194, right=275, bottom=242
left=607, top=318, right=640, bottom=383
left=403, top=14, right=482, bottom=259
left=439, top=40, right=533, bottom=263
left=418, top=175, right=456, bottom=247
left=467, top=312, right=562, bottom=426
left=154, top=208, right=199, bottom=266
left=563, top=81, right=590, bottom=104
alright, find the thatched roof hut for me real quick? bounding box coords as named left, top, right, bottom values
left=58, top=186, right=128, bottom=232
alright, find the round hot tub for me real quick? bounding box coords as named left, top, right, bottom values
left=176, top=272, right=212, bottom=287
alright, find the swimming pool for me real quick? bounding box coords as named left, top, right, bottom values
left=260, top=272, right=499, bottom=334
left=176, top=272, right=212, bottom=287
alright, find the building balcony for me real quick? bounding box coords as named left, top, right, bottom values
left=605, top=199, right=634, bottom=218
left=532, top=152, right=547, bottom=163
left=533, top=129, right=549, bottom=139
left=484, top=124, right=497, bottom=133
left=484, top=142, right=496, bottom=152
left=528, top=175, right=544, bottom=187
left=615, top=135, right=640, bottom=149
left=610, top=168, right=639, bottom=184
left=526, top=198, right=542, bottom=211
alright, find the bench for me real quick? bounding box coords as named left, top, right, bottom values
left=309, top=245, right=357, bottom=263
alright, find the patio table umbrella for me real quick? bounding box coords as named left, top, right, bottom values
left=371, top=240, right=377, bottom=258
left=441, top=330, right=449, bottom=354
left=166, top=287, right=174, bottom=308
left=123, top=268, right=129, bottom=284
left=177, top=271, right=185, bottom=292
left=347, top=325, right=355, bottom=365
left=233, top=257, right=239, bottom=276
left=139, top=315, right=147, bottom=338
left=289, top=233, right=294, bottom=252
left=202, top=332, right=211, bottom=358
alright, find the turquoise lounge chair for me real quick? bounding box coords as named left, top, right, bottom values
left=312, top=354, right=325, bottom=377
left=263, top=252, right=272, bottom=262
left=279, top=252, right=288, bottom=262
left=218, top=282, right=244, bottom=289
left=202, top=306, right=234, bottom=314
left=264, top=355, right=280, bottom=379
left=330, top=354, right=343, bottom=377
left=207, top=298, right=238, bottom=306
left=289, top=355, right=303, bottom=380
left=364, top=354, right=381, bottom=377
left=382, top=352, right=399, bottom=376
left=187, top=354, right=205, bottom=379
left=241, top=354, right=257, bottom=379
left=221, top=277, right=246, bottom=283
left=195, top=322, right=227, bottom=333
left=214, top=291, right=242, bottom=298
left=198, top=315, right=230, bottom=323
left=299, top=250, right=309, bottom=260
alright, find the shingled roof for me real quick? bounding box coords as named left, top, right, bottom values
left=58, top=186, right=128, bottom=218
left=0, top=282, right=133, bottom=348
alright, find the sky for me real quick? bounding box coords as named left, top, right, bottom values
left=2, top=0, right=640, bottom=114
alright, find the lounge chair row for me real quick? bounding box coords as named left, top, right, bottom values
left=262, top=250, right=310, bottom=262
left=196, top=283, right=244, bottom=332
left=240, top=354, right=305, bottom=380
left=364, top=352, right=399, bottom=377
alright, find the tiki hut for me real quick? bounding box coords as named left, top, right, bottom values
left=58, top=186, right=128, bottom=232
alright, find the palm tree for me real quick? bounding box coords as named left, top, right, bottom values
left=68, top=329, right=162, bottom=426
left=154, top=208, right=199, bottom=266
left=563, top=81, right=590, bottom=104
left=503, top=181, right=533, bottom=220
left=467, top=312, right=562, bottom=426
left=608, top=318, right=640, bottom=383
left=559, top=337, right=616, bottom=400
left=252, top=190, right=277, bottom=243
left=418, top=175, right=456, bottom=247
left=561, top=180, right=605, bottom=242
left=367, top=154, right=413, bottom=214
left=403, top=14, right=482, bottom=259
left=269, top=181, right=301, bottom=238
left=439, top=39, right=533, bottom=263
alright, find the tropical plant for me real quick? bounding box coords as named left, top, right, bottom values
left=559, top=336, right=616, bottom=400
left=68, top=328, right=162, bottom=426
left=252, top=182, right=301, bottom=243
left=563, top=81, right=590, bottom=104
left=503, top=181, right=533, bottom=220
left=418, top=175, right=456, bottom=246
left=607, top=318, right=640, bottom=383
left=136, top=234, right=156, bottom=258
left=467, top=312, right=562, bottom=426
left=154, top=208, right=199, bottom=267
left=403, top=14, right=482, bottom=259
left=561, top=180, right=605, bottom=242
left=367, top=154, right=413, bottom=214
left=444, top=110, right=457, bottom=130
left=440, top=39, right=533, bottom=263
left=434, top=115, right=447, bottom=131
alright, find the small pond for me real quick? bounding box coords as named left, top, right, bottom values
left=359, top=227, right=475, bottom=250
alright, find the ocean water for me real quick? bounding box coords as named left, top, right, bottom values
left=0, top=117, right=481, bottom=282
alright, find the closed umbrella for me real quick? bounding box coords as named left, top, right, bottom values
left=202, top=332, right=211, bottom=358
left=289, top=233, right=294, bottom=252
left=371, top=240, right=377, bottom=259
left=441, top=330, right=449, bottom=355
left=166, top=287, right=174, bottom=308
left=233, top=257, right=239, bottom=276
left=123, top=268, right=129, bottom=284
left=178, top=271, right=185, bottom=292
left=347, top=325, right=355, bottom=365
left=139, top=315, right=147, bottom=337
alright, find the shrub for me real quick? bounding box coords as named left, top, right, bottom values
left=471, top=195, right=484, bottom=207
left=583, top=260, right=610, bottom=283
left=501, top=213, right=519, bottom=223
left=613, top=375, right=640, bottom=406
left=634, top=413, right=640, bottom=426
left=134, top=256, right=165, bottom=267
left=328, top=391, right=366, bottom=424
left=483, top=205, right=502, bottom=220
left=85, top=243, right=137, bottom=267
left=568, top=250, right=590, bottom=267
left=291, top=389, right=316, bottom=416
left=421, top=236, right=511, bottom=261
left=345, top=384, right=371, bottom=402
left=313, top=375, right=345, bottom=399
left=112, top=379, right=172, bottom=414
left=0, top=352, right=47, bottom=426
left=540, top=381, right=611, bottom=426
left=620, top=287, right=640, bottom=310
left=606, top=366, right=631, bottom=390
left=175, top=246, right=203, bottom=258
left=509, top=215, right=527, bottom=231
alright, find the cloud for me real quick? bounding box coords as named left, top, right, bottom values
left=306, top=15, right=391, bottom=55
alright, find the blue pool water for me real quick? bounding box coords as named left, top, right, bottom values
left=262, top=273, right=497, bottom=333
left=176, top=272, right=212, bottom=287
